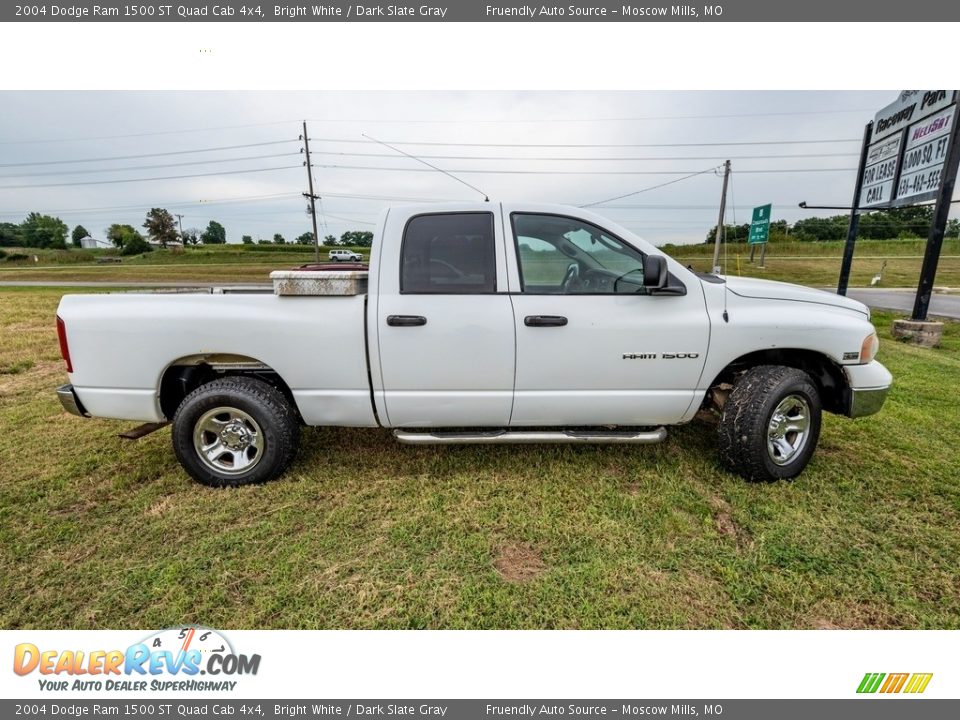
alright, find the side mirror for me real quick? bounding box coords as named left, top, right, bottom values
left=643, top=255, right=668, bottom=290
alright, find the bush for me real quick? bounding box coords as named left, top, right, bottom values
left=121, top=236, right=153, bottom=256
left=0, top=249, right=6, bottom=260
left=245, top=243, right=316, bottom=253
left=5, top=253, right=29, bottom=262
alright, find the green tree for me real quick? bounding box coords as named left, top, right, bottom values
left=273, top=233, right=286, bottom=245
left=703, top=223, right=750, bottom=244
left=106, top=224, right=144, bottom=250
left=143, top=208, right=179, bottom=248
left=295, top=232, right=314, bottom=245
left=20, top=213, right=68, bottom=249
left=201, top=220, right=226, bottom=245
left=121, top=234, right=153, bottom=256
left=323, top=234, right=339, bottom=246
left=340, top=230, right=373, bottom=247
left=241, top=235, right=254, bottom=245
left=181, top=228, right=200, bottom=245
left=71, top=224, right=90, bottom=248
left=0, top=222, right=22, bottom=247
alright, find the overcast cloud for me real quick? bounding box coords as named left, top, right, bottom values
left=2, top=90, right=939, bottom=246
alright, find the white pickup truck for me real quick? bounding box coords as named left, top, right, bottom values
left=55, top=203, right=892, bottom=487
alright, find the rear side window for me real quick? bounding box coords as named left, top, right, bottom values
left=400, top=213, right=496, bottom=293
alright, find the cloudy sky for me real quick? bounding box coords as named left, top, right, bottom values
left=0, top=90, right=931, bottom=246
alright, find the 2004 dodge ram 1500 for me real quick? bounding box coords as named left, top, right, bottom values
left=54, top=203, right=892, bottom=487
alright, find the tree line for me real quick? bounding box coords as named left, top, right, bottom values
left=704, top=205, right=960, bottom=243
left=0, top=207, right=374, bottom=254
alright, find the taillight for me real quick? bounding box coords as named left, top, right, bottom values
left=56, top=315, right=73, bottom=373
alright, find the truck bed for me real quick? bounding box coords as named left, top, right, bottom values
left=57, top=291, right=378, bottom=427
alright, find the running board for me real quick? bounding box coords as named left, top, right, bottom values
left=394, top=427, right=667, bottom=445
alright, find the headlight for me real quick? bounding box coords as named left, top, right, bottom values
left=860, top=332, right=879, bottom=363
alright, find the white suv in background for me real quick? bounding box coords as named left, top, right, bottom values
left=328, top=249, right=364, bottom=262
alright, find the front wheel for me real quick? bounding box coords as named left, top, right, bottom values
left=717, top=365, right=822, bottom=482
left=172, top=376, right=300, bottom=487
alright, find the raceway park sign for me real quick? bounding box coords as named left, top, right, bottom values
left=859, top=90, right=958, bottom=209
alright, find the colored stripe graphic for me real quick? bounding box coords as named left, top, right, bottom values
left=904, top=673, right=934, bottom=694
left=857, top=672, right=932, bottom=694
left=880, top=673, right=909, bottom=693
left=857, top=673, right=885, bottom=693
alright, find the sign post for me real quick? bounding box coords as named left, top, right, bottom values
left=837, top=122, right=873, bottom=296
left=911, top=110, right=960, bottom=321
left=748, top=203, right=771, bottom=267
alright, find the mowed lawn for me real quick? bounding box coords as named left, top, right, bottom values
left=1, top=288, right=959, bottom=630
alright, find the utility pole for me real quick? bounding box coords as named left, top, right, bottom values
left=711, top=160, right=731, bottom=274
left=302, top=121, right=321, bottom=263
left=174, top=213, right=184, bottom=243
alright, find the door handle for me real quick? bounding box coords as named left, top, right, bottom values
left=387, top=315, right=427, bottom=327
left=524, top=315, right=568, bottom=327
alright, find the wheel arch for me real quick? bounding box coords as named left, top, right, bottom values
left=158, top=353, right=301, bottom=422
left=705, top=348, right=849, bottom=415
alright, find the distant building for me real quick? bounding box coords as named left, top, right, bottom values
left=79, top=236, right=111, bottom=249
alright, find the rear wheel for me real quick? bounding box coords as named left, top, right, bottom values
left=172, top=376, right=299, bottom=487
left=717, top=365, right=822, bottom=482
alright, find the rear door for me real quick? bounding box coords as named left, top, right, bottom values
left=374, top=209, right=516, bottom=427
left=505, top=209, right=710, bottom=427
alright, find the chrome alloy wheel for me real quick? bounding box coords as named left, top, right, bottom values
left=192, top=406, right=263, bottom=475
left=766, top=394, right=811, bottom=466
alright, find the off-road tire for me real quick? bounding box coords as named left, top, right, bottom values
left=172, top=376, right=300, bottom=487
left=717, top=365, right=822, bottom=482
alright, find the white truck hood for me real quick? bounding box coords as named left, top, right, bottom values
left=722, top=276, right=870, bottom=316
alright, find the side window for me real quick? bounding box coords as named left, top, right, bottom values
left=400, top=213, right=497, bottom=294
left=512, top=213, right=646, bottom=294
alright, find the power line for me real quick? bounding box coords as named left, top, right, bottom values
left=0, top=121, right=299, bottom=146
left=307, top=163, right=856, bottom=176
left=309, top=149, right=859, bottom=162
left=582, top=166, right=722, bottom=207
left=0, top=152, right=301, bottom=179
left=309, top=137, right=860, bottom=148
left=0, top=193, right=302, bottom=217
left=304, top=108, right=876, bottom=124
left=0, top=165, right=302, bottom=190
left=0, top=106, right=876, bottom=146
left=0, top=140, right=299, bottom=168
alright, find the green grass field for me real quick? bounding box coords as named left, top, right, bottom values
left=1, top=288, right=959, bottom=629
left=1, top=239, right=958, bottom=287
left=665, top=238, right=960, bottom=288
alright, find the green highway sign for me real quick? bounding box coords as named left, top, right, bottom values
left=748, top=203, right=772, bottom=245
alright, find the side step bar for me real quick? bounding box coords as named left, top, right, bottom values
left=394, top=427, right=667, bottom=445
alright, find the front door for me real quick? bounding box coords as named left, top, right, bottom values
left=375, top=210, right=515, bottom=427
left=506, top=211, right=709, bottom=427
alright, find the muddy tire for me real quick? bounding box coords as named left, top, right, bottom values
left=717, top=365, right=822, bottom=482
left=172, top=376, right=299, bottom=487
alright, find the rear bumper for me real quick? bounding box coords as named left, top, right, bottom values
left=843, top=361, right=892, bottom=418
left=56, top=384, right=89, bottom=417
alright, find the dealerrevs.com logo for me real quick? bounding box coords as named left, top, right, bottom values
left=13, top=627, right=260, bottom=692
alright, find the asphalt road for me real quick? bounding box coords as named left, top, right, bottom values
left=2, top=280, right=958, bottom=319
left=844, top=288, right=960, bottom=320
